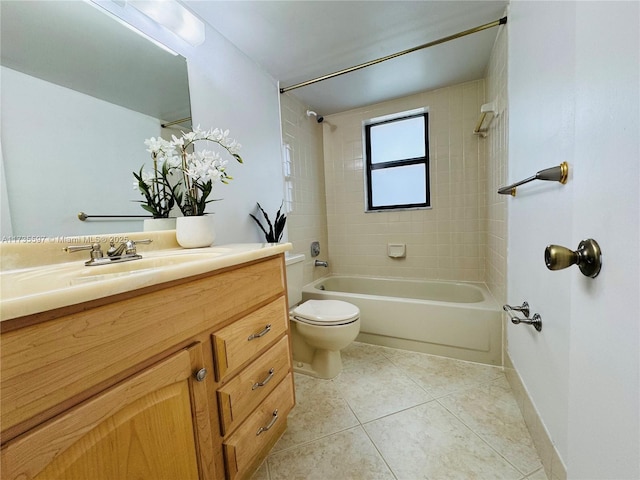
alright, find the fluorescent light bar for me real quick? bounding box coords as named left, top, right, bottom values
left=84, top=0, right=179, bottom=55
left=129, top=0, right=205, bottom=47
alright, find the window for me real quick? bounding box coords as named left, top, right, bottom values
left=364, top=112, right=430, bottom=211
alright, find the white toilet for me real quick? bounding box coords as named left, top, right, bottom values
left=285, top=253, right=360, bottom=379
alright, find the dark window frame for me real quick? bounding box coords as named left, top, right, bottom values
left=364, top=112, right=430, bottom=211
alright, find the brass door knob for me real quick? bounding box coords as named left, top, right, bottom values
left=544, top=239, right=602, bottom=278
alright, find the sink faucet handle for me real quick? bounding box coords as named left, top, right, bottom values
left=64, top=243, right=104, bottom=259
left=127, top=239, right=152, bottom=255
left=133, top=239, right=152, bottom=245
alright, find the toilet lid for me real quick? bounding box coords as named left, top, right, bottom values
left=292, top=300, right=360, bottom=325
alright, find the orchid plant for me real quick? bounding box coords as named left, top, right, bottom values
left=172, top=126, right=243, bottom=216
left=133, top=137, right=182, bottom=218
left=134, top=126, right=243, bottom=217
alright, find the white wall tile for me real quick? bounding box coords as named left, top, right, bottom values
left=323, top=80, right=487, bottom=282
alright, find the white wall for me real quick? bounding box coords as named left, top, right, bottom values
left=508, top=2, right=639, bottom=478
left=1, top=5, right=284, bottom=244
left=1, top=66, right=161, bottom=237
left=508, top=0, right=574, bottom=462
left=110, top=5, right=285, bottom=245
left=568, top=2, right=639, bottom=477
left=186, top=39, right=284, bottom=244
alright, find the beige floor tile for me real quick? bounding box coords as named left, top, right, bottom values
left=527, top=468, right=550, bottom=480
left=341, top=341, right=392, bottom=366
left=259, top=343, right=541, bottom=480
left=383, top=348, right=504, bottom=397
left=333, top=357, right=433, bottom=423
left=364, top=401, right=523, bottom=479
left=438, top=376, right=542, bottom=475
left=250, top=459, right=269, bottom=480
left=272, top=372, right=359, bottom=452
left=267, top=426, right=395, bottom=480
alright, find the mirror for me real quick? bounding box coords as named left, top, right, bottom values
left=1, top=1, right=191, bottom=238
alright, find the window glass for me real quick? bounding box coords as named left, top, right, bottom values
left=370, top=116, right=425, bottom=164
left=365, top=112, right=430, bottom=211
left=371, top=164, right=427, bottom=207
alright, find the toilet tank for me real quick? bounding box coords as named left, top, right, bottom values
left=285, top=253, right=305, bottom=307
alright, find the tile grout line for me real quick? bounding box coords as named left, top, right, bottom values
left=360, top=422, right=400, bottom=480
left=434, top=393, right=535, bottom=479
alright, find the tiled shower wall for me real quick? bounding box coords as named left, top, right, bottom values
left=484, top=24, right=509, bottom=306
left=279, top=93, right=329, bottom=285
left=322, top=80, right=487, bottom=282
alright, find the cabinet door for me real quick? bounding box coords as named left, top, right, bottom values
left=1, top=344, right=213, bottom=480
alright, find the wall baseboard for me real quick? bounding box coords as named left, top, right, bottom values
left=504, top=352, right=567, bottom=480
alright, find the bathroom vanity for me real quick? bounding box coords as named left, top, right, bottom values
left=0, top=237, right=294, bottom=480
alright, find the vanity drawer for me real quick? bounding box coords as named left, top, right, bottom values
left=217, top=335, right=291, bottom=436
left=223, top=373, right=295, bottom=479
left=212, top=296, right=288, bottom=381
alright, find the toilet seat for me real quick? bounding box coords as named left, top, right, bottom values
left=291, top=299, right=360, bottom=326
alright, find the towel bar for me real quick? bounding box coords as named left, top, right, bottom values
left=78, top=212, right=151, bottom=221
left=498, top=162, right=568, bottom=196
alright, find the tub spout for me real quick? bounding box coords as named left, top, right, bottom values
left=315, top=260, right=329, bottom=267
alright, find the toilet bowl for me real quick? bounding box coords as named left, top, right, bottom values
left=285, top=253, right=360, bottom=379
left=290, top=299, right=360, bottom=379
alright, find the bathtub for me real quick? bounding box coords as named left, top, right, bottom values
left=301, top=275, right=502, bottom=365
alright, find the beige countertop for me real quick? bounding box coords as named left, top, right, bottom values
left=0, top=231, right=291, bottom=322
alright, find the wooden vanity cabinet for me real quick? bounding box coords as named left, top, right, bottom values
left=0, top=254, right=294, bottom=480
left=212, top=298, right=295, bottom=479
left=2, top=344, right=212, bottom=480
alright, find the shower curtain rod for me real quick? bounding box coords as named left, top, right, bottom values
left=280, top=16, right=507, bottom=94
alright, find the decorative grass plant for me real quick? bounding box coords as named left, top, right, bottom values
left=250, top=202, right=287, bottom=243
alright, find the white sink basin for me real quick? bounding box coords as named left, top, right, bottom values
left=0, top=242, right=291, bottom=322
left=0, top=249, right=229, bottom=300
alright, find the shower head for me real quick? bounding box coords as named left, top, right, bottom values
left=306, top=110, right=324, bottom=123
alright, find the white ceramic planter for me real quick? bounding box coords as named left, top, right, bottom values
left=175, top=216, right=216, bottom=248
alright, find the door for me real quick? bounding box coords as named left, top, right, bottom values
left=507, top=2, right=639, bottom=478
left=1, top=343, right=214, bottom=480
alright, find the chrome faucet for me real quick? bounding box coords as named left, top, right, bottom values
left=314, top=260, right=329, bottom=267
left=65, top=239, right=152, bottom=266
left=107, top=239, right=152, bottom=257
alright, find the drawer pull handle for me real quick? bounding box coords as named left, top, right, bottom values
left=252, top=368, right=275, bottom=390
left=256, top=409, right=278, bottom=436
left=247, top=324, right=271, bottom=341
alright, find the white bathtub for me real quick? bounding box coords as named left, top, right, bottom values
left=301, top=275, right=502, bottom=365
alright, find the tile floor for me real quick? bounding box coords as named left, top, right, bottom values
left=252, top=342, right=548, bottom=480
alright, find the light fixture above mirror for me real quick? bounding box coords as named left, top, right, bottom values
left=128, top=0, right=205, bottom=47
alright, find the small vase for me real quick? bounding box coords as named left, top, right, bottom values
left=176, top=215, right=216, bottom=248
left=143, top=217, right=177, bottom=232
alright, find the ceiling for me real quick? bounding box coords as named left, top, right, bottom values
left=187, top=1, right=508, bottom=115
